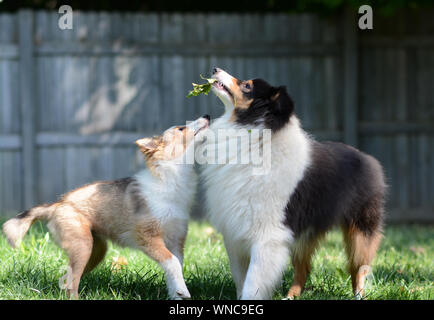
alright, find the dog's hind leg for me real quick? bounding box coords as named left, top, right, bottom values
left=240, top=240, right=290, bottom=300
left=287, top=253, right=313, bottom=299
left=64, top=238, right=93, bottom=299
left=49, top=210, right=94, bottom=299
left=287, top=233, right=323, bottom=299
left=343, top=224, right=382, bottom=299
left=83, top=233, right=107, bottom=274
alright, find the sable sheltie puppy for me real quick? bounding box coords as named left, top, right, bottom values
left=201, top=67, right=385, bottom=300
left=2, top=116, right=210, bottom=299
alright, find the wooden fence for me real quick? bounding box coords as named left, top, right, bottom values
left=0, top=9, right=433, bottom=221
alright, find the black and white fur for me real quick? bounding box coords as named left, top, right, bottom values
left=201, top=68, right=385, bottom=300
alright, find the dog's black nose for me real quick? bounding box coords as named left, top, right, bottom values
left=212, top=67, right=220, bottom=74
left=202, top=114, right=211, bottom=121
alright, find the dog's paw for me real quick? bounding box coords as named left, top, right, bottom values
left=176, top=288, right=191, bottom=300
left=170, top=288, right=191, bottom=300
left=285, top=286, right=301, bottom=300
left=354, top=292, right=363, bottom=300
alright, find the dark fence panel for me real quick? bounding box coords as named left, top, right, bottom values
left=0, top=10, right=433, bottom=222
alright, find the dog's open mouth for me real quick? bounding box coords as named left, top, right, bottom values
left=213, top=80, right=232, bottom=97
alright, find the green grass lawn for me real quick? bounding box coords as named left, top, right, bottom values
left=0, top=220, right=432, bottom=300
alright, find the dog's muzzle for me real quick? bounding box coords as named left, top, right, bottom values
left=188, top=115, right=210, bottom=136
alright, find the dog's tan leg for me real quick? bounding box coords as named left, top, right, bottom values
left=50, top=208, right=94, bottom=299
left=135, top=220, right=190, bottom=299
left=166, top=234, right=187, bottom=267
left=343, top=225, right=382, bottom=299
left=141, top=236, right=191, bottom=299
left=62, top=232, right=93, bottom=299
left=163, top=219, right=188, bottom=266
left=287, top=234, right=322, bottom=299
left=83, top=234, right=107, bottom=274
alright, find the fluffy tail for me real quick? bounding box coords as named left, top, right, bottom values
left=2, top=204, right=56, bottom=248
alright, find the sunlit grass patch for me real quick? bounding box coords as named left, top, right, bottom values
left=0, top=219, right=432, bottom=300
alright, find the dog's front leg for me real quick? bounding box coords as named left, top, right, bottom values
left=240, top=241, right=290, bottom=300
left=163, top=219, right=188, bottom=267
left=225, top=240, right=250, bottom=299
left=139, top=235, right=191, bottom=300
left=160, top=255, right=191, bottom=300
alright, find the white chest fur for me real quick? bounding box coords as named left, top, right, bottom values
left=201, top=116, right=311, bottom=251
left=134, top=164, right=197, bottom=223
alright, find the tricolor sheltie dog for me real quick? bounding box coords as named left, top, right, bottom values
left=201, top=67, right=385, bottom=300
left=2, top=116, right=210, bottom=299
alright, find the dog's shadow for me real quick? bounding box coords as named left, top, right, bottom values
left=3, top=261, right=428, bottom=300
left=3, top=221, right=429, bottom=300
left=279, top=263, right=431, bottom=300
left=0, top=222, right=237, bottom=300
left=2, top=262, right=238, bottom=300
left=83, top=263, right=238, bottom=300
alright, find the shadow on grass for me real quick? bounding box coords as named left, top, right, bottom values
left=278, top=263, right=433, bottom=300
left=2, top=262, right=237, bottom=300
left=2, top=257, right=431, bottom=300
left=2, top=221, right=431, bottom=300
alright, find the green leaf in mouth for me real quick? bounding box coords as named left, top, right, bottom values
left=186, top=74, right=217, bottom=98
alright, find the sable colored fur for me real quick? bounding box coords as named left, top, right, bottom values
left=3, top=116, right=210, bottom=299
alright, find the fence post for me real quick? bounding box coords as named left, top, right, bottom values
left=19, top=10, right=36, bottom=209
left=343, top=6, right=359, bottom=147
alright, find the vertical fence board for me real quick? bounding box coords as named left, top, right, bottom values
left=342, top=7, right=358, bottom=147
left=18, top=10, right=36, bottom=209
left=38, top=147, right=65, bottom=204
left=0, top=60, right=20, bottom=134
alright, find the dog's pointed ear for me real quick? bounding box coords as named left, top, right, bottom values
left=271, top=86, right=294, bottom=115
left=136, top=137, right=159, bottom=154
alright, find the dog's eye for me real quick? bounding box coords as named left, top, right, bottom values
left=178, top=127, right=185, bottom=131
left=243, top=83, right=251, bottom=91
